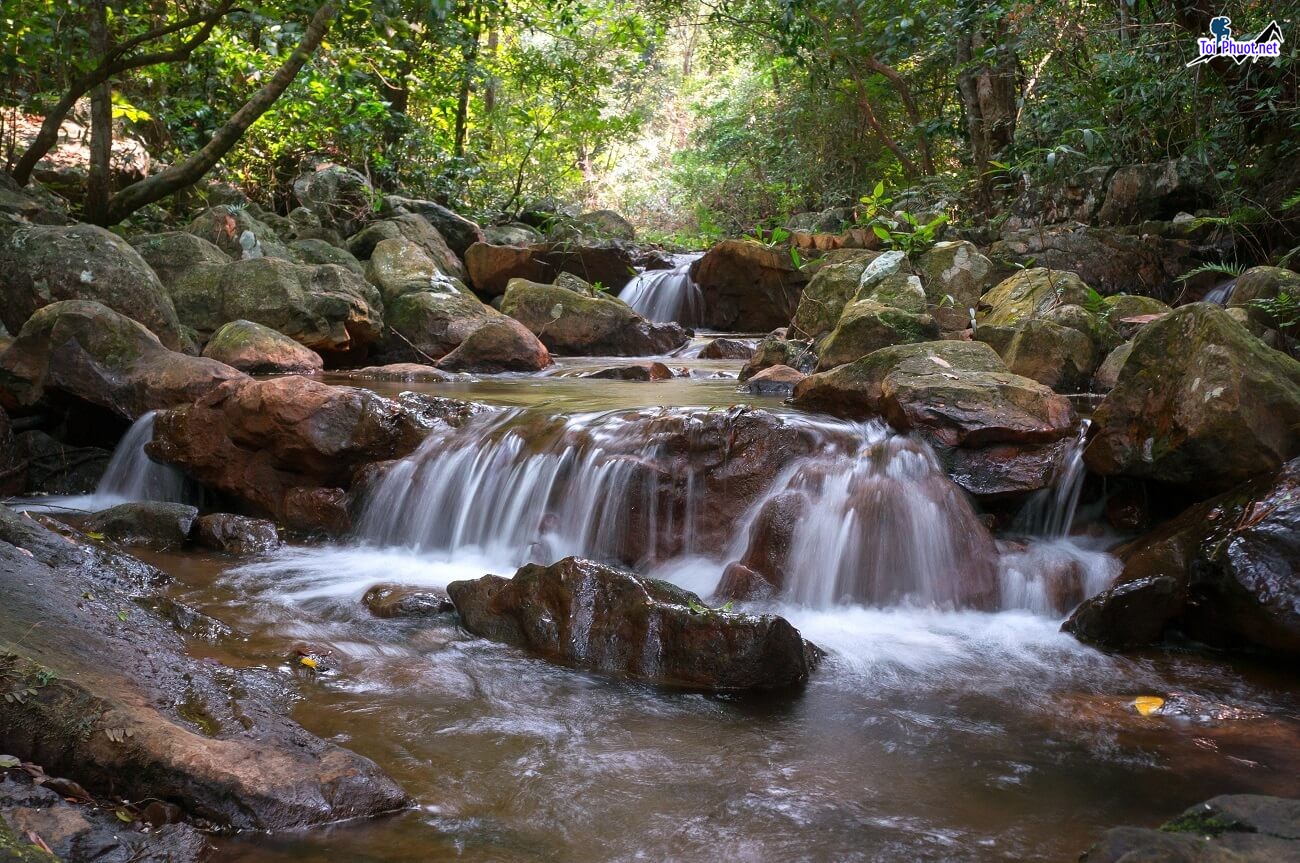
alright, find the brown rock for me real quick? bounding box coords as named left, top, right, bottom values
left=691, top=239, right=807, bottom=331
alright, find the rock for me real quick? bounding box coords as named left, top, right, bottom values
left=990, top=223, right=1201, bottom=297
left=744, top=364, right=806, bottom=395
left=0, top=408, right=21, bottom=497
left=435, top=318, right=552, bottom=373
left=691, top=240, right=807, bottom=332
left=698, top=338, right=753, bottom=360
left=146, top=377, right=444, bottom=531
left=202, top=319, right=324, bottom=374
left=816, top=281, right=940, bottom=371
left=217, top=258, right=383, bottom=357
left=0, top=173, right=68, bottom=224
left=339, top=363, right=452, bottom=383
left=740, top=334, right=815, bottom=381
left=83, top=501, right=198, bottom=549
left=0, top=223, right=186, bottom=351
left=1065, top=458, right=1300, bottom=658
left=0, top=300, right=245, bottom=420
left=290, top=238, right=365, bottom=275
left=292, top=165, right=376, bottom=237
left=1092, top=342, right=1133, bottom=393
left=132, top=231, right=232, bottom=336
left=914, top=240, right=994, bottom=311
left=380, top=195, right=485, bottom=257
left=11, top=431, right=110, bottom=495
left=788, top=250, right=881, bottom=340
left=570, top=209, right=636, bottom=241
left=383, top=283, right=500, bottom=359
left=793, top=340, right=1079, bottom=497
left=999, top=319, right=1097, bottom=391
left=580, top=362, right=674, bottom=381
left=482, top=223, right=542, bottom=246
left=1085, top=303, right=1300, bottom=490
left=346, top=215, right=466, bottom=282
left=1096, top=158, right=1213, bottom=225
left=464, top=241, right=639, bottom=297
left=1230, top=266, right=1300, bottom=328
left=0, top=505, right=409, bottom=830
left=1079, top=795, right=1300, bottom=863
left=1103, top=293, right=1172, bottom=321
left=362, top=583, right=454, bottom=618
left=501, top=279, right=688, bottom=356
left=185, top=204, right=292, bottom=261
left=192, top=513, right=281, bottom=554
left=364, top=237, right=448, bottom=304
left=979, top=267, right=1093, bottom=327
left=447, top=557, right=821, bottom=691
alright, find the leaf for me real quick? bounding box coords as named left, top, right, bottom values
left=115, top=808, right=134, bottom=823
left=299, top=656, right=319, bottom=669
left=0, top=755, right=19, bottom=768
left=873, top=181, right=885, bottom=197
left=116, top=609, right=129, bottom=622
left=872, top=224, right=892, bottom=242
left=1133, top=695, right=1165, bottom=716
left=790, top=247, right=802, bottom=268
left=84, top=531, right=105, bottom=541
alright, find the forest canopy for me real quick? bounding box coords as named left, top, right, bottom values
left=2, top=0, right=1297, bottom=237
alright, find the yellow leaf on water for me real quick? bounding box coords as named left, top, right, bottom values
left=299, top=657, right=318, bottom=669
left=1133, top=696, right=1165, bottom=716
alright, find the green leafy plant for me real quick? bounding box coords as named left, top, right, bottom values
left=871, top=212, right=948, bottom=256
left=1176, top=262, right=1247, bottom=283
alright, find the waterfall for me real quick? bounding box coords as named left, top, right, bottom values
left=619, top=255, right=704, bottom=326
left=1013, top=420, right=1090, bottom=539
left=1203, top=278, right=1237, bottom=304
left=95, top=411, right=193, bottom=504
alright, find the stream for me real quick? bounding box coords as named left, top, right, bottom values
left=23, top=337, right=1300, bottom=862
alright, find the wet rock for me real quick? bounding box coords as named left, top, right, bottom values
left=1085, top=303, right=1300, bottom=491
left=744, top=364, right=806, bottom=395
left=201, top=319, right=324, bottom=374
left=580, top=362, right=673, bottom=381
left=192, top=513, right=281, bottom=554
left=186, top=204, right=292, bottom=261
left=1080, top=795, right=1300, bottom=863
left=383, top=280, right=549, bottom=371
left=788, top=250, right=881, bottom=340
left=999, top=319, right=1097, bottom=391
left=338, top=363, right=452, bottom=383
left=447, top=556, right=821, bottom=691
left=739, top=333, right=814, bottom=381
left=146, top=377, right=439, bottom=531
left=282, top=486, right=351, bottom=535
left=1065, top=458, right=1300, bottom=659
left=0, top=408, right=22, bottom=497
left=132, top=231, right=232, bottom=336
left=11, top=431, right=110, bottom=495
left=0, top=300, right=245, bottom=420
left=691, top=240, right=807, bottom=332
left=979, top=267, right=1092, bottom=328
left=698, top=338, right=753, bottom=360
left=464, top=241, right=638, bottom=297
left=435, top=318, right=552, bottom=373
left=83, top=502, right=198, bottom=550
left=381, top=196, right=485, bottom=257
left=714, top=491, right=804, bottom=600
left=1091, top=342, right=1132, bottom=394
left=347, top=215, right=466, bottom=283
left=363, top=583, right=455, bottom=618
left=293, top=165, right=376, bottom=238
left=0, top=223, right=186, bottom=351
left=0, top=505, right=409, bottom=831
left=501, top=279, right=687, bottom=356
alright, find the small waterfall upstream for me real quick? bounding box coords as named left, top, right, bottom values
left=619, top=255, right=704, bottom=326
left=1203, top=278, right=1237, bottom=304
left=357, top=408, right=1116, bottom=615
left=95, top=412, right=193, bottom=503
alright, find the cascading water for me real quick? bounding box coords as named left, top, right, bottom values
left=95, top=411, right=193, bottom=504
left=619, top=254, right=704, bottom=326
left=1013, top=420, right=1091, bottom=539
left=1203, top=278, right=1237, bottom=304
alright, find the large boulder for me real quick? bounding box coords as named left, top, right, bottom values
left=979, top=267, right=1093, bottom=327
left=346, top=215, right=466, bottom=282
left=1065, top=458, right=1300, bottom=659
left=435, top=318, right=552, bottom=373
left=501, top=278, right=687, bottom=355
left=201, top=319, right=324, bottom=374
left=793, top=341, right=1079, bottom=498
left=990, top=223, right=1201, bottom=296
left=0, top=300, right=245, bottom=420
left=0, top=223, right=186, bottom=351
left=914, top=240, right=994, bottom=311
left=217, top=257, right=383, bottom=357
left=1230, top=266, right=1300, bottom=328
left=1085, top=303, right=1300, bottom=490
left=146, top=377, right=459, bottom=532
left=383, top=280, right=549, bottom=371
left=292, top=165, right=376, bottom=237
left=691, top=240, right=806, bottom=332
left=998, top=318, right=1097, bottom=392
left=0, top=506, right=408, bottom=830
left=11, top=430, right=111, bottom=494
left=788, top=250, right=881, bottom=340
left=815, top=271, right=939, bottom=371
left=364, top=237, right=450, bottom=303
left=1096, top=158, right=1213, bottom=226
left=82, top=501, right=199, bottom=549
left=381, top=195, right=485, bottom=257
left=464, top=241, right=638, bottom=297
left=1080, top=795, right=1300, bottom=863
left=133, top=231, right=231, bottom=336
left=447, top=557, right=821, bottom=691
left=185, top=204, right=292, bottom=260
left=289, top=237, right=365, bottom=275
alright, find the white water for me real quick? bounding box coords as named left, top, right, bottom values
left=620, top=255, right=705, bottom=326
left=1203, top=279, right=1237, bottom=304
left=1014, top=420, right=1090, bottom=539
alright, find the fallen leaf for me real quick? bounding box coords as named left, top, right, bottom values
left=1132, top=695, right=1165, bottom=716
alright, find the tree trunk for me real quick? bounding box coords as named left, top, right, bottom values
left=84, top=0, right=113, bottom=224
left=865, top=56, right=935, bottom=175
left=101, top=2, right=337, bottom=225
left=453, top=0, right=483, bottom=159
left=957, top=13, right=1018, bottom=208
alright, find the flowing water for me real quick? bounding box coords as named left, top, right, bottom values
left=619, top=255, right=705, bottom=325
left=34, top=352, right=1300, bottom=861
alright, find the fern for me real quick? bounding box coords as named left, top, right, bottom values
left=1282, top=189, right=1300, bottom=211
left=1176, top=261, right=1246, bottom=283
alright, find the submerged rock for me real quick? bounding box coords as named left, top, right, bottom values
left=192, top=513, right=281, bottom=554
left=447, top=557, right=821, bottom=691
left=363, top=583, right=455, bottom=618
left=83, top=501, right=198, bottom=550
left=0, top=505, right=409, bottom=831
left=580, top=362, right=674, bottom=381
left=698, top=337, right=753, bottom=360
left=0, top=223, right=187, bottom=351
left=1085, top=303, right=1300, bottom=491
left=501, top=279, right=687, bottom=356
left=744, top=364, right=806, bottom=395
left=201, top=319, right=324, bottom=374
left=0, top=300, right=245, bottom=420
left=740, top=332, right=814, bottom=381
left=691, top=239, right=807, bottom=332
left=1064, top=457, right=1300, bottom=659
left=1080, top=795, right=1300, bottom=863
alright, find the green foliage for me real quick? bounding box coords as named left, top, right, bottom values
left=1177, top=262, right=1247, bottom=283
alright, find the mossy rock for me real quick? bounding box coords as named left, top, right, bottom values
left=980, top=267, right=1092, bottom=327
left=816, top=298, right=939, bottom=371
left=788, top=250, right=880, bottom=340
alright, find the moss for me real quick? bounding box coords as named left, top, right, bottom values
left=0, top=819, right=59, bottom=861
left=1160, top=809, right=1240, bottom=837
